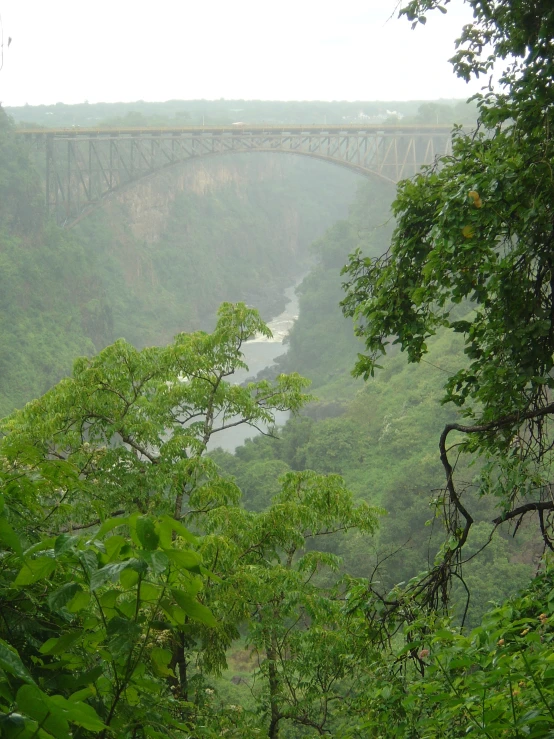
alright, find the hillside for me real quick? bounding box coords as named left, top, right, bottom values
left=0, top=108, right=359, bottom=415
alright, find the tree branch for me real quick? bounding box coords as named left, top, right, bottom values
left=57, top=509, right=126, bottom=533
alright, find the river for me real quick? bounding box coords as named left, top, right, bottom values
left=207, top=282, right=300, bottom=453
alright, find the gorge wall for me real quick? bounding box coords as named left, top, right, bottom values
left=0, top=110, right=361, bottom=415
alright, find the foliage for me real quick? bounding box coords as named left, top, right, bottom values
left=342, top=0, right=554, bottom=583
left=343, top=562, right=554, bottom=739
left=0, top=303, right=384, bottom=737
left=1, top=303, right=311, bottom=525
left=0, top=491, right=213, bottom=738
left=197, top=469, right=381, bottom=737
left=0, top=304, right=318, bottom=736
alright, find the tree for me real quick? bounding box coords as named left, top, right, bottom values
left=203, top=470, right=379, bottom=738
left=2, top=302, right=310, bottom=528
left=0, top=303, right=313, bottom=737
left=342, top=0, right=554, bottom=606
left=0, top=449, right=217, bottom=738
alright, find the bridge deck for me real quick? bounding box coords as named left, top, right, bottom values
left=16, top=124, right=456, bottom=138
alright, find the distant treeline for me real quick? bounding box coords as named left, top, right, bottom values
left=6, top=98, right=478, bottom=129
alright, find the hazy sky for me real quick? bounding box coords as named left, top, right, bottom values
left=0, top=0, right=482, bottom=106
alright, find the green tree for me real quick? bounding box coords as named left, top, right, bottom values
left=343, top=565, right=554, bottom=738
left=199, top=470, right=380, bottom=738
left=0, top=450, right=217, bottom=738
left=342, top=0, right=554, bottom=602
left=0, top=303, right=312, bottom=737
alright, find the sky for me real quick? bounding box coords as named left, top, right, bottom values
left=0, top=0, right=483, bottom=106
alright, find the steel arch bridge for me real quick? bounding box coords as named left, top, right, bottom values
left=17, top=125, right=455, bottom=227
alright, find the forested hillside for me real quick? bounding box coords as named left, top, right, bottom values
left=2, top=1, right=554, bottom=735
left=213, top=176, right=536, bottom=629
left=0, top=109, right=358, bottom=416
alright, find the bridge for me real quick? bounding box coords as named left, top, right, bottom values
left=17, top=125, right=455, bottom=227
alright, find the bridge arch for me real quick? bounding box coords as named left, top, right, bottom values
left=18, top=125, right=454, bottom=227
left=66, top=149, right=393, bottom=228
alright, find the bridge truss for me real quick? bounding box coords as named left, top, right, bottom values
left=18, top=125, right=454, bottom=227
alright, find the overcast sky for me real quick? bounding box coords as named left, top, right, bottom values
left=0, top=0, right=482, bottom=106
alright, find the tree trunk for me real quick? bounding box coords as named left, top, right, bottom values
left=266, top=639, right=281, bottom=739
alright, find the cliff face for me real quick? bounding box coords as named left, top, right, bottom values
left=0, top=127, right=360, bottom=416
left=107, top=155, right=315, bottom=246
left=75, top=152, right=360, bottom=347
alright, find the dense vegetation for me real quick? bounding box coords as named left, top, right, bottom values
left=2, top=1, right=554, bottom=736
left=214, top=176, right=534, bottom=629
left=0, top=110, right=357, bottom=417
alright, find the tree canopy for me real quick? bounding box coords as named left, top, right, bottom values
left=342, top=0, right=554, bottom=577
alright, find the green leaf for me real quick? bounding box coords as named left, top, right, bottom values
left=17, top=684, right=71, bottom=739
left=0, top=680, right=14, bottom=703
left=48, top=583, right=81, bottom=612
left=0, top=640, right=36, bottom=684
left=171, top=589, right=218, bottom=627
left=78, top=549, right=98, bottom=577
left=160, top=515, right=198, bottom=545
left=23, top=538, right=56, bottom=557
left=140, top=582, right=161, bottom=602
left=97, top=515, right=129, bottom=537
left=99, top=589, right=119, bottom=608
left=0, top=713, right=26, bottom=735
left=106, top=616, right=141, bottom=639
left=160, top=601, right=187, bottom=626
left=136, top=516, right=159, bottom=551
left=104, top=535, right=126, bottom=561
left=66, top=590, right=91, bottom=613
left=68, top=687, right=94, bottom=703
left=140, top=550, right=169, bottom=574
left=150, top=646, right=172, bottom=667
left=150, top=647, right=174, bottom=676
left=164, top=549, right=202, bottom=572
left=0, top=517, right=22, bottom=556
left=14, top=556, right=56, bottom=586
left=54, top=534, right=78, bottom=557
left=39, top=631, right=82, bottom=656
left=90, top=558, right=146, bottom=591
left=120, top=567, right=139, bottom=589
left=49, top=696, right=105, bottom=732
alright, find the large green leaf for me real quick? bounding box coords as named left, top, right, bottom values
left=140, top=550, right=169, bottom=574
left=90, top=558, right=146, bottom=591
left=48, top=695, right=105, bottom=732
left=16, top=685, right=105, bottom=736
left=47, top=583, right=81, bottom=612
left=136, top=516, right=159, bottom=551
left=66, top=590, right=91, bottom=613
left=164, top=548, right=202, bottom=572
left=97, top=515, right=129, bottom=537
left=54, top=534, right=78, bottom=557
left=160, top=515, right=197, bottom=545
left=39, top=631, right=82, bottom=656
left=171, top=589, right=218, bottom=627
left=16, top=685, right=71, bottom=739
left=106, top=616, right=142, bottom=639
left=0, top=640, right=35, bottom=684
left=0, top=517, right=22, bottom=556
left=150, top=647, right=174, bottom=677
left=14, top=556, right=56, bottom=586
